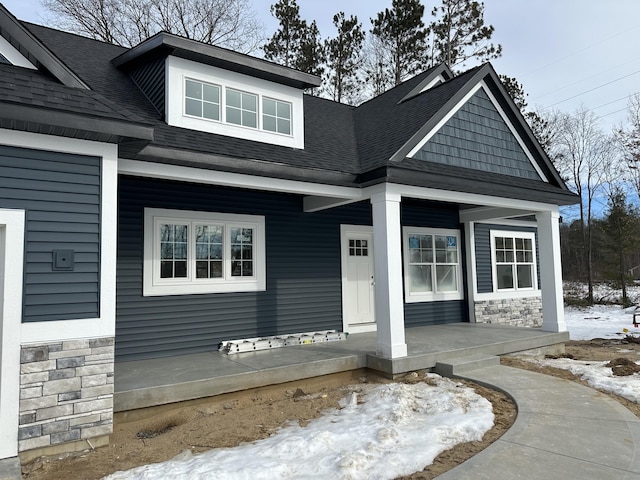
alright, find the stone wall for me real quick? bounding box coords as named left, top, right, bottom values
left=18, top=338, right=114, bottom=453
left=474, top=296, right=543, bottom=327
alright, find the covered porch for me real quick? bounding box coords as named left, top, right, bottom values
left=114, top=322, right=568, bottom=412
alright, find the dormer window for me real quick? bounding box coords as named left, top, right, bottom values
left=226, top=88, right=257, bottom=128
left=263, top=98, right=291, bottom=135
left=185, top=79, right=221, bottom=121
left=168, top=57, right=305, bottom=149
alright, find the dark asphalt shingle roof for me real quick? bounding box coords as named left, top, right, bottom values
left=2, top=19, right=573, bottom=200
left=0, top=63, right=149, bottom=125
left=354, top=66, right=482, bottom=172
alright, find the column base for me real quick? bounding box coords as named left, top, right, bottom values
left=376, top=342, right=408, bottom=359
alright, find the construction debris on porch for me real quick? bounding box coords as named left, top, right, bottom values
left=218, top=330, right=347, bottom=354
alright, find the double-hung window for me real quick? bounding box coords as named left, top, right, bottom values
left=144, top=208, right=265, bottom=296
left=491, top=231, right=537, bottom=291
left=402, top=227, right=463, bottom=302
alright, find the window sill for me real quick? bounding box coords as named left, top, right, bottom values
left=143, top=280, right=265, bottom=296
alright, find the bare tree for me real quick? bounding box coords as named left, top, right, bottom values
left=551, top=107, right=617, bottom=303
left=617, top=93, right=640, bottom=201
left=41, top=0, right=264, bottom=52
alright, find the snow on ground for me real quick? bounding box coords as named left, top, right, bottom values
left=539, top=286, right=640, bottom=405
left=534, top=357, right=640, bottom=404
left=564, top=304, right=639, bottom=340
left=104, top=375, right=494, bottom=480
left=104, top=284, right=640, bottom=480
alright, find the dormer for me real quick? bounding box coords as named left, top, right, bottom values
left=113, top=33, right=321, bottom=149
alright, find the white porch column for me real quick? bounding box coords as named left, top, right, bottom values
left=370, top=190, right=407, bottom=358
left=536, top=209, right=567, bottom=332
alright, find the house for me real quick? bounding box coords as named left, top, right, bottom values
left=0, top=3, right=577, bottom=467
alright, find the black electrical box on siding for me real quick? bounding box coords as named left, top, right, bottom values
left=0, top=145, right=101, bottom=322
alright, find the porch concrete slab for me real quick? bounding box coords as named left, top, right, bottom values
left=115, top=342, right=368, bottom=411
left=114, top=324, right=569, bottom=411
left=437, top=365, right=640, bottom=479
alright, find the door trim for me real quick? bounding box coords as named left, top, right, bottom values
left=340, top=225, right=376, bottom=334
left=0, top=209, right=25, bottom=459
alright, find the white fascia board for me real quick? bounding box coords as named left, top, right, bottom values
left=166, top=56, right=304, bottom=149
left=403, top=81, right=548, bottom=182
left=0, top=129, right=117, bottom=343
left=367, top=182, right=558, bottom=212
left=0, top=34, right=36, bottom=69
left=119, top=158, right=362, bottom=200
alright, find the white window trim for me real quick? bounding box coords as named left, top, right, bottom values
left=184, top=77, right=221, bottom=123
left=402, top=226, right=463, bottom=303
left=262, top=96, right=293, bottom=136
left=490, top=229, right=538, bottom=293
left=143, top=208, right=265, bottom=296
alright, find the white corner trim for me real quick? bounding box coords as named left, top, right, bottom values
left=0, top=129, right=118, bottom=343
left=0, top=209, right=25, bottom=459
left=404, top=82, right=548, bottom=182
left=0, top=34, right=36, bottom=69
left=464, top=221, right=478, bottom=322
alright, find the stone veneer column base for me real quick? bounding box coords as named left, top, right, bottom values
left=474, top=296, right=543, bottom=327
left=18, top=337, right=114, bottom=456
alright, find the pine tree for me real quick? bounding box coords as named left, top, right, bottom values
left=325, top=12, right=365, bottom=103
left=430, top=0, right=502, bottom=71
left=600, top=188, right=640, bottom=306
left=263, top=0, right=305, bottom=68
left=296, top=20, right=325, bottom=79
left=370, top=0, right=428, bottom=88
left=263, top=0, right=324, bottom=81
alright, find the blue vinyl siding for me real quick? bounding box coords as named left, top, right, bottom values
left=116, top=180, right=468, bottom=361
left=413, top=89, right=541, bottom=180
left=401, top=200, right=467, bottom=326
left=116, top=176, right=372, bottom=361
left=474, top=223, right=539, bottom=293
left=0, top=145, right=101, bottom=322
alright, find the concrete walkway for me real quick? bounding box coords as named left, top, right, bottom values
left=436, top=363, right=640, bottom=480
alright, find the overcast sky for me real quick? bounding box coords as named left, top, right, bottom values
left=3, top=0, right=640, bottom=130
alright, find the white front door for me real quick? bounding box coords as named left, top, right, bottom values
left=341, top=225, right=375, bottom=333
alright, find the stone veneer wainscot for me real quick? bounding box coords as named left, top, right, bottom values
left=18, top=337, right=114, bottom=453
left=474, top=296, right=543, bottom=327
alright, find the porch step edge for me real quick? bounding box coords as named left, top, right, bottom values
left=434, top=355, right=500, bottom=377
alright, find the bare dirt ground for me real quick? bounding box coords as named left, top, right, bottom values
left=22, top=338, right=640, bottom=480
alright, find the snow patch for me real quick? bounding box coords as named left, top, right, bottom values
left=103, top=376, right=494, bottom=480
